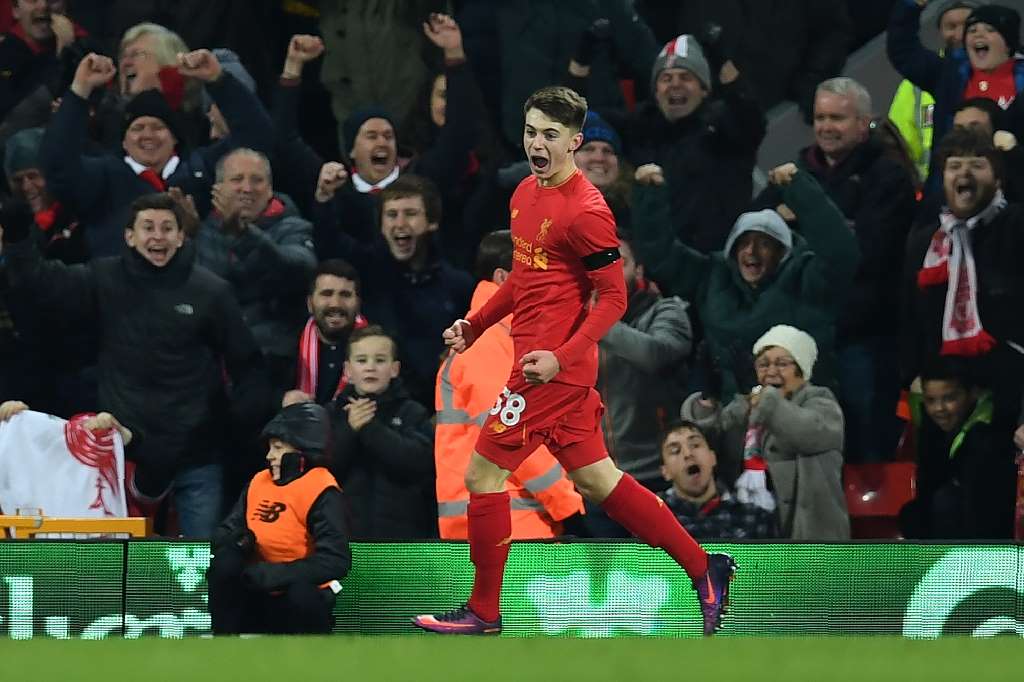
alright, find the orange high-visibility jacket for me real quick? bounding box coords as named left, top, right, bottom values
left=434, top=280, right=585, bottom=539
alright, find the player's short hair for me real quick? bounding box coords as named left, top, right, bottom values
left=347, top=323, right=398, bottom=359
left=523, top=86, right=588, bottom=133
left=310, top=258, right=361, bottom=297
left=659, top=419, right=712, bottom=453
left=379, top=173, right=442, bottom=225
left=935, top=126, right=1004, bottom=181
left=474, top=230, right=513, bottom=281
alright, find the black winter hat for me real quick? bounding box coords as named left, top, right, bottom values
left=121, top=89, right=185, bottom=148
left=261, top=402, right=333, bottom=462
left=964, top=4, right=1021, bottom=55
left=342, top=105, right=395, bottom=156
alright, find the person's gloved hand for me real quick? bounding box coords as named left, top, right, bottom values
left=242, top=562, right=277, bottom=591
left=734, top=469, right=775, bottom=512
left=574, top=18, right=612, bottom=67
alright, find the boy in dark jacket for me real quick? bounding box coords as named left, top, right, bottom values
left=329, top=325, right=437, bottom=540
left=208, top=402, right=351, bottom=635
left=901, top=356, right=1016, bottom=539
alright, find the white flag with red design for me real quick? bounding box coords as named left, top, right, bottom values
left=0, top=411, right=127, bottom=518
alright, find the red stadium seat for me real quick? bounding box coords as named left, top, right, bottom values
left=843, top=462, right=916, bottom=539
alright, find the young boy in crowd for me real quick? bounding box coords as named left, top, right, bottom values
left=658, top=421, right=777, bottom=540
left=901, top=356, right=1017, bottom=538
left=329, top=325, right=436, bottom=539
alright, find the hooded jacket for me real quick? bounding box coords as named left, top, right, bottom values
left=632, top=171, right=859, bottom=397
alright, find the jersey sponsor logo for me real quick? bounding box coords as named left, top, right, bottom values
left=533, top=247, right=549, bottom=270
left=251, top=500, right=287, bottom=523
left=512, top=234, right=550, bottom=270
left=511, top=208, right=519, bottom=219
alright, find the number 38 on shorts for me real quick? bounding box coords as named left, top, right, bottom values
left=490, top=387, right=527, bottom=427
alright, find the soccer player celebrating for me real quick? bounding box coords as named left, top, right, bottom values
left=413, top=86, right=736, bottom=637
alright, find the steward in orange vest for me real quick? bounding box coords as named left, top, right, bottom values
left=208, top=402, right=351, bottom=635
left=434, top=231, right=584, bottom=539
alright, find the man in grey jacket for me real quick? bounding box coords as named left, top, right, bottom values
left=585, top=233, right=692, bottom=537
left=195, top=147, right=316, bottom=384
left=599, top=233, right=693, bottom=490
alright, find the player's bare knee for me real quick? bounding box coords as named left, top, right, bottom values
left=568, top=459, right=623, bottom=503
left=464, top=452, right=510, bottom=493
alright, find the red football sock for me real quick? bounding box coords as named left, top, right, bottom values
left=467, top=491, right=511, bottom=622
left=601, top=474, right=708, bottom=579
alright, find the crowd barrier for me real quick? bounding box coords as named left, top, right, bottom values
left=0, top=540, right=1021, bottom=639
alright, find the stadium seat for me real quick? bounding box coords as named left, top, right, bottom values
left=843, top=462, right=916, bottom=539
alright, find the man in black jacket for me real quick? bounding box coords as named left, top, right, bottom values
left=627, top=33, right=766, bottom=254
left=902, top=127, right=1024, bottom=429
left=0, top=193, right=271, bottom=537
left=754, top=76, right=918, bottom=461
left=328, top=325, right=437, bottom=540
left=313, top=173, right=473, bottom=409
left=208, top=401, right=350, bottom=635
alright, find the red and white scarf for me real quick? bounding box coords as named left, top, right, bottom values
left=296, top=314, right=368, bottom=399
left=351, top=166, right=400, bottom=194
left=917, top=190, right=1006, bottom=356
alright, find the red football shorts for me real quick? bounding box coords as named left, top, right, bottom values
left=474, top=377, right=608, bottom=473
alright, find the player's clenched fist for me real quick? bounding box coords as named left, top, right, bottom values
left=442, top=319, right=477, bottom=353
left=71, top=53, right=116, bottom=99
left=315, top=162, right=349, bottom=203
left=520, top=350, right=560, bottom=384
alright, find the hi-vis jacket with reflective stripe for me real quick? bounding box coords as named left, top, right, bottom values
left=434, top=280, right=584, bottom=539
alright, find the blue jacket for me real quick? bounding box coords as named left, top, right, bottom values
left=887, top=0, right=1024, bottom=182
left=40, top=72, right=274, bottom=259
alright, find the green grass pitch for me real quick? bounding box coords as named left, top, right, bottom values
left=5, top=636, right=1023, bottom=682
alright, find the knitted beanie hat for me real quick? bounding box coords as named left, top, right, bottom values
left=753, top=325, right=818, bottom=381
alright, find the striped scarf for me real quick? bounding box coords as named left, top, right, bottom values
left=918, top=190, right=1006, bottom=356
left=296, top=314, right=367, bottom=399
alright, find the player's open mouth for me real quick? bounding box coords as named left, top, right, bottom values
left=686, top=464, right=701, bottom=476
left=371, top=149, right=391, bottom=168
left=530, top=156, right=549, bottom=170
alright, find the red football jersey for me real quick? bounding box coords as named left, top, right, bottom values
left=505, top=170, right=620, bottom=387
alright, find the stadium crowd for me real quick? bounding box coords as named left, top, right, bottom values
left=0, top=0, right=1021, bottom=546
